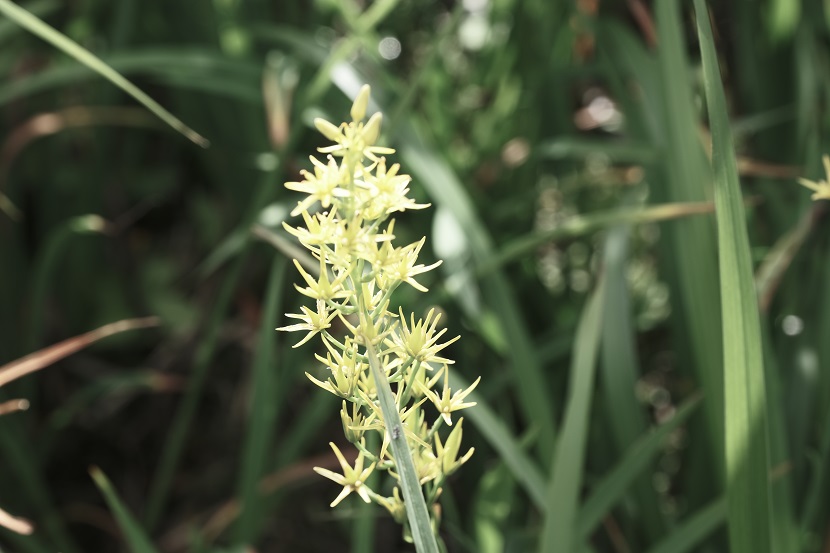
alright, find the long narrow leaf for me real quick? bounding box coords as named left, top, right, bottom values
left=578, top=394, right=701, bottom=541
left=481, top=202, right=714, bottom=273
left=365, top=340, right=439, bottom=553
left=90, top=467, right=160, bottom=553
left=539, top=274, right=606, bottom=553
left=0, top=0, right=207, bottom=146
left=232, top=256, right=287, bottom=545
left=694, top=3, right=773, bottom=552
left=644, top=498, right=727, bottom=553
left=447, top=369, right=547, bottom=510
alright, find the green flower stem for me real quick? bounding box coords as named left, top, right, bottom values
left=425, top=416, right=444, bottom=444
left=397, top=359, right=423, bottom=409
left=389, top=356, right=415, bottom=381
left=371, top=282, right=401, bottom=319
left=364, top=339, right=439, bottom=553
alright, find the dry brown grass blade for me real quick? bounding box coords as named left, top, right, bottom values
left=157, top=449, right=355, bottom=552
left=0, top=398, right=30, bottom=416
left=0, top=316, right=159, bottom=389
left=0, top=505, right=34, bottom=535
left=756, top=205, right=823, bottom=312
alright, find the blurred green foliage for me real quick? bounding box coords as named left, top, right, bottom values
left=2, top=0, right=830, bottom=551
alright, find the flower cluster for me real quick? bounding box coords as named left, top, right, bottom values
left=278, top=86, right=478, bottom=539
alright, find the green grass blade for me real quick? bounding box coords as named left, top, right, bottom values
left=539, top=274, right=606, bottom=553
left=538, top=137, right=657, bottom=164
left=401, top=134, right=557, bottom=462
left=144, top=248, right=249, bottom=530
left=0, top=49, right=261, bottom=106
left=694, top=3, right=773, bottom=552
left=654, top=0, right=725, bottom=487
left=0, top=0, right=56, bottom=43
left=598, top=224, right=664, bottom=542
left=577, top=395, right=701, bottom=541
left=482, top=201, right=713, bottom=273
left=232, top=255, right=287, bottom=546
left=365, top=340, right=439, bottom=553
left=90, top=467, right=159, bottom=553
left=0, top=0, right=207, bottom=146
left=27, top=215, right=108, bottom=352
left=447, top=369, right=547, bottom=510
left=644, top=497, right=727, bottom=553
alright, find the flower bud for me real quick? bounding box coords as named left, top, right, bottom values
left=351, top=84, right=371, bottom=122
left=314, top=118, right=343, bottom=142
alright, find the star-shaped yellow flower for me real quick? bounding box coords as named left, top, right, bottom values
left=313, top=442, right=376, bottom=507
left=419, top=367, right=479, bottom=426
left=797, top=155, right=830, bottom=200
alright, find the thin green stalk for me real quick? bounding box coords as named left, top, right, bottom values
left=144, top=246, right=250, bottom=530
left=232, top=255, right=288, bottom=546
left=539, top=275, right=606, bottom=553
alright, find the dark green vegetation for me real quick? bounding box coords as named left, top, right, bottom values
left=1, top=0, right=829, bottom=551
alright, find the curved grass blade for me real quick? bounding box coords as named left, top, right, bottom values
left=694, top=2, right=773, bottom=552
left=654, top=0, right=725, bottom=486
left=539, top=274, right=606, bottom=553
left=577, top=395, right=701, bottom=540
left=401, top=134, right=557, bottom=462
left=232, top=255, right=287, bottom=545
left=643, top=497, right=726, bottom=553
left=0, top=49, right=261, bottom=107
left=90, top=467, right=160, bottom=553
left=755, top=204, right=816, bottom=312
left=0, top=0, right=207, bottom=146
left=447, top=369, right=547, bottom=510
left=538, top=137, right=657, bottom=164
left=0, top=317, right=159, bottom=388
left=481, top=202, right=714, bottom=273
left=144, top=248, right=249, bottom=530
left=0, top=0, right=56, bottom=43
left=26, top=215, right=109, bottom=352
left=598, top=223, right=664, bottom=542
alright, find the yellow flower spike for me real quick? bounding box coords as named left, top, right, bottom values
left=277, top=86, right=476, bottom=544
left=414, top=444, right=441, bottom=485
left=797, top=155, right=830, bottom=201
left=313, top=442, right=376, bottom=507
left=351, top=84, right=371, bottom=122
left=421, top=370, right=480, bottom=426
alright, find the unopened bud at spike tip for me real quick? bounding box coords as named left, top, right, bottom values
left=351, top=84, right=371, bottom=122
